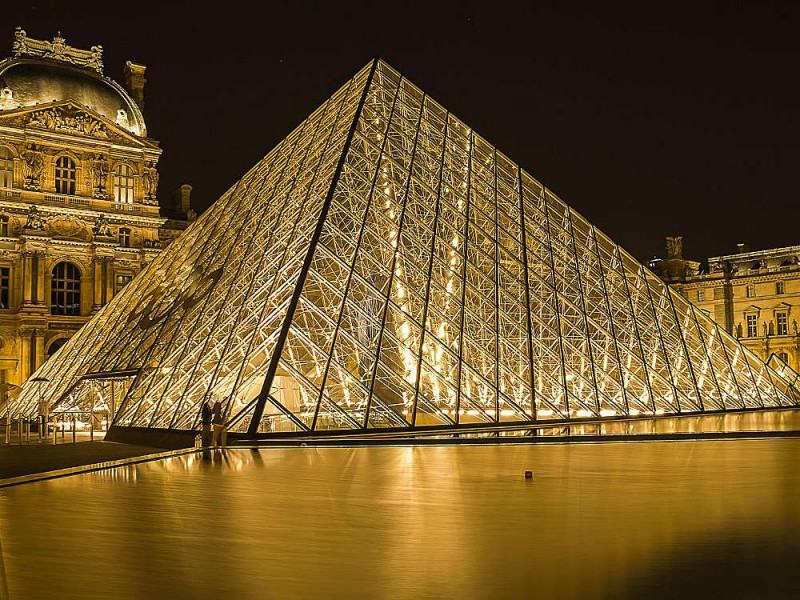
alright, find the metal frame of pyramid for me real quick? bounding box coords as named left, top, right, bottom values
left=10, top=59, right=800, bottom=443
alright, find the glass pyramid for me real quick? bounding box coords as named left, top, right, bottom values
left=11, top=60, right=800, bottom=439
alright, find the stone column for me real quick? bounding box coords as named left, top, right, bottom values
left=19, top=333, right=30, bottom=382
left=21, top=252, right=32, bottom=304
left=35, top=252, right=45, bottom=305
left=34, top=329, right=45, bottom=372
left=93, top=258, right=104, bottom=309
left=104, top=259, right=114, bottom=304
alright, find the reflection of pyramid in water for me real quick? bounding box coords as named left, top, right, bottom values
left=12, top=59, right=800, bottom=439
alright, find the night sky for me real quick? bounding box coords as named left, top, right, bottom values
left=4, top=1, right=799, bottom=263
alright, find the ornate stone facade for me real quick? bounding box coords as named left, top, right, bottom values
left=0, top=29, right=191, bottom=387
left=651, top=238, right=800, bottom=373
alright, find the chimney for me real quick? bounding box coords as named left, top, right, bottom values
left=124, top=61, right=147, bottom=110
left=170, top=184, right=192, bottom=216
left=736, top=243, right=749, bottom=254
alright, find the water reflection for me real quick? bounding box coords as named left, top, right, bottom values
left=0, top=440, right=798, bottom=599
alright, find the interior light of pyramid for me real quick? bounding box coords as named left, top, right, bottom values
left=9, top=59, right=800, bottom=438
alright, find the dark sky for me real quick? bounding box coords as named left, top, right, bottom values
left=4, top=1, right=799, bottom=263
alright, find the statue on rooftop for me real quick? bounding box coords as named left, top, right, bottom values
left=665, top=236, right=683, bottom=259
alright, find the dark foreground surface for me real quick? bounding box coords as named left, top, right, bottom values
left=0, top=441, right=160, bottom=480
left=0, top=439, right=799, bottom=599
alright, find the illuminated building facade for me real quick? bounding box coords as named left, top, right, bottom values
left=10, top=59, right=799, bottom=443
left=0, top=29, right=192, bottom=387
left=651, top=238, right=800, bottom=375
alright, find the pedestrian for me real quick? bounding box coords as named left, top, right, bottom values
left=200, top=400, right=212, bottom=447
left=211, top=401, right=226, bottom=448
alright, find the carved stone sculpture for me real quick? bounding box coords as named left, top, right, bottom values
left=24, top=206, right=45, bottom=231
left=665, top=236, right=683, bottom=259
left=27, top=106, right=109, bottom=140
left=22, top=146, right=44, bottom=190
left=11, top=28, right=28, bottom=57
left=47, top=215, right=92, bottom=241
left=93, top=214, right=112, bottom=238
left=12, top=27, right=103, bottom=73
left=92, top=154, right=110, bottom=198
left=142, top=162, right=159, bottom=200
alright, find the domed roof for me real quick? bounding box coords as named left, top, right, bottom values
left=0, top=57, right=146, bottom=137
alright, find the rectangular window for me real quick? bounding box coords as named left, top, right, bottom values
left=697, top=289, right=705, bottom=302
left=113, top=165, right=135, bottom=203
left=747, top=314, right=758, bottom=338
left=54, top=157, right=76, bottom=195
left=0, top=216, right=8, bottom=237
left=776, top=281, right=785, bottom=295
left=0, top=267, right=8, bottom=309
left=777, top=312, right=788, bottom=336
left=0, top=147, right=12, bottom=188
left=746, top=284, right=755, bottom=298
left=115, top=274, right=132, bottom=293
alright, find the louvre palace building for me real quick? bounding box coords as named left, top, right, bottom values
left=651, top=238, right=800, bottom=377
left=0, top=28, right=191, bottom=388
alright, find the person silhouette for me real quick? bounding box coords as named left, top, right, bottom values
left=200, top=400, right=212, bottom=447
left=211, top=401, right=226, bottom=448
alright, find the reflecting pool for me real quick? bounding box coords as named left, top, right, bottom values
left=1, top=440, right=799, bottom=599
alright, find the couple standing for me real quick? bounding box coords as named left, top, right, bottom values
left=201, top=400, right=226, bottom=447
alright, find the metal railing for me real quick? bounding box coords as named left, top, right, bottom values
left=1, top=411, right=109, bottom=445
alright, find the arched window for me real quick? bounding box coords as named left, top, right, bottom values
left=47, top=337, right=69, bottom=357
left=54, top=156, right=76, bottom=195
left=0, top=146, right=12, bottom=188
left=113, top=164, right=135, bottom=203
left=118, top=227, right=131, bottom=247
left=51, top=262, right=81, bottom=316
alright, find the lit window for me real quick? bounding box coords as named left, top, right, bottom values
left=777, top=312, right=788, bottom=336
left=113, top=164, right=135, bottom=203
left=746, top=284, right=755, bottom=298
left=0, top=267, right=8, bottom=309
left=746, top=314, right=758, bottom=338
left=118, top=227, right=131, bottom=248
left=776, top=281, right=785, bottom=295
left=0, top=147, right=12, bottom=188
left=54, top=156, right=76, bottom=195
left=697, top=289, right=705, bottom=301
left=115, top=274, right=132, bottom=293
left=51, top=262, right=81, bottom=316
left=0, top=216, right=8, bottom=237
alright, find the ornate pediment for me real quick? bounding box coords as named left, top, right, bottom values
left=0, top=101, right=156, bottom=147
left=25, top=104, right=109, bottom=139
